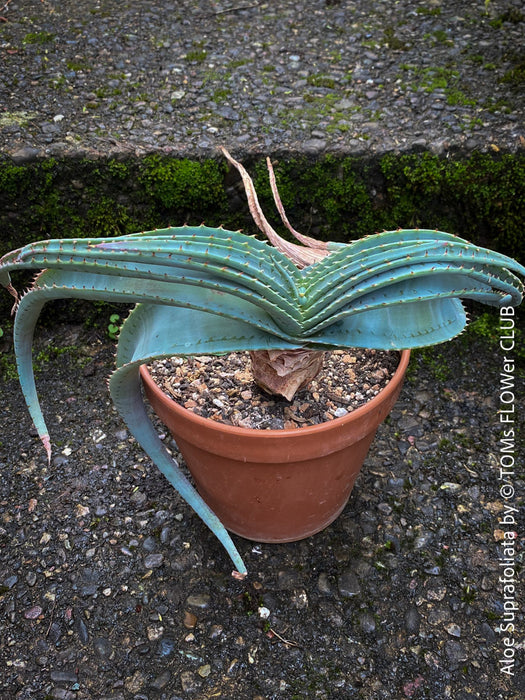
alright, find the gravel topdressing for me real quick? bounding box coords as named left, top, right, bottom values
left=148, top=348, right=400, bottom=429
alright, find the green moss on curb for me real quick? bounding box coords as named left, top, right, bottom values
left=140, top=155, right=228, bottom=218
left=1, top=149, right=523, bottom=321
left=379, top=151, right=525, bottom=257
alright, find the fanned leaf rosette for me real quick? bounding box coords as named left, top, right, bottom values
left=2, top=149, right=524, bottom=575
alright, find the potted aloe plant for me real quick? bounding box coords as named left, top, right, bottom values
left=1, top=148, right=524, bottom=578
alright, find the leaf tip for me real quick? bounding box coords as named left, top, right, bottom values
left=232, top=569, right=248, bottom=580
left=42, top=435, right=52, bottom=463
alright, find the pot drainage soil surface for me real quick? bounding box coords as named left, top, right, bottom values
left=148, top=348, right=399, bottom=429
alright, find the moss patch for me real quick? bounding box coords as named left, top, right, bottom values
left=379, top=151, right=525, bottom=257
left=0, top=111, right=39, bottom=128
left=22, top=31, right=55, bottom=45
left=140, top=155, right=228, bottom=219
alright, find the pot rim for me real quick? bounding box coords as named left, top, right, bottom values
left=140, top=348, right=410, bottom=439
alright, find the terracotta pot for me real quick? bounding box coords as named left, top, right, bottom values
left=140, top=349, right=410, bottom=543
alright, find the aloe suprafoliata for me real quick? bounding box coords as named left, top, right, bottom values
left=1, top=149, right=524, bottom=576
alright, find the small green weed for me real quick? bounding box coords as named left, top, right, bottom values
left=416, top=6, right=441, bottom=16
left=383, top=27, right=409, bottom=50
left=185, top=48, right=207, bottom=63
left=107, top=313, right=122, bottom=340
left=500, top=60, right=525, bottom=89
left=66, top=60, right=91, bottom=72
left=412, top=347, right=451, bottom=382
left=0, top=354, right=18, bottom=381
left=306, top=74, right=336, bottom=89
left=446, top=90, right=476, bottom=106
left=461, top=584, right=477, bottom=604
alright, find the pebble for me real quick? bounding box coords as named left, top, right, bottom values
left=186, top=593, right=210, bottom=608
left=291, top=589, right=308, bottom=610
left=74, top=617, right=89, bottom=645
left=4, top=575, right=18, bottom=589
left=10, top=146, right=41, bottom=164
left=277, top=569, right=303, bottom=590
left=23, top=605, right=43, bottom=619
left=183, top=611, right=197, bottom=629
left=124, top=670, right=146, bottom=694
left=50, top=670, right=78, bottom=683
left=157, top=638, right=176, bottom=657
left=180, top=671, right=198, bottom=693
left=480, top=623, right=496, bottom=642
left=143, top=553, right=164, bottom=569
left=377, top=502, right=392, bottom=515
left=130, top=490, right=147, bottom=505
left=358, top=611, right=376, bottom=634
left=93, top=637, right=113, bottom=660
left=317, top=573, right=332, bottom=594
left=445, top=640, right=468, bottom=667
left=50, top=690, right=76, bottom=700
left=337, top=570, right=361, bottom=598
left=151, top=670, right=171, bottom=689
left=258, top=606, right=270, bottom=620
left=47, top=622, right=62, bottom=645
left=78, top=569, right=100, bottom=596
left=142, top=536, right=157, bottom=552
left=413, top=532, right=433, bottom=549
left=427, top=607, right=451, bottom=626
left=440, top=482, right=462, bottom=492
left=404, top=606, right=420, bottom=635
left=397, top=415, right=423, bottom=436
left=147, top=624, right=164, bottom=641
left=209, top=624, right=224, bottom=639
left=197, top=664, right=211, bottom=678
